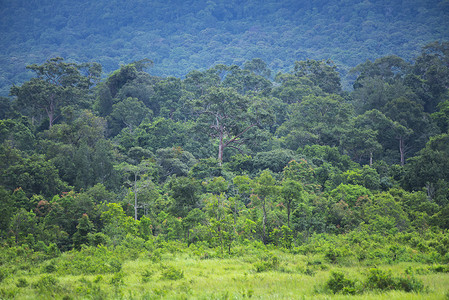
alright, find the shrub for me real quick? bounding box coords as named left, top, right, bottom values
left=325, top=247, right=342, bottom=264
left=34, top=241, right=48, bottom=252
left=110, top=272, right=125, bottom=285
left=365, top=268, right=396, bottom=290
left=47, top=243, right=60, bottom=257
left=89, top=232, right=110, bottom=247
left=161, top=266, right=184, bottom=280
left=56, top=246, right=122, bottom=275
left=0, top=268, right=6, bottom=283
left=430, top=265, right=449, bottom=273
left=326, top=271, right=356, bottom=295
left=149, top=248, right=162, bottom=262
left=42, top=261, right=57, bottom=273
left=32, top=275, right=60, bottom=293
left=364, top=268, right=424, bottom=292
left=141, top=269, right=154, bottom=283
left=254, top=253, right=279, bottom=272
left=16, top=278, right=28, bottom=288
left=396, top=275, right=424, bottom=292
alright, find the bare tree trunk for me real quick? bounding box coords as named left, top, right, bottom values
left=134, top=173, right=138, bottom=220
left=218, top=131, right=224, bottom=166
left=47, top=96, right=56, bottom=129
left=262, top=197, right=267, bottom=244
left=399, top=137, right=405, bottom=166
left=369, top=152, right=373, bottom=167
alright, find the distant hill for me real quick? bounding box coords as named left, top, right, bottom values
left=1, top=0, right=449, bottom=94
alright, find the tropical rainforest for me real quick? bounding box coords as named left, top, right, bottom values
left=1, top=0, right=449, bottom=95
left=1, top=1, right=449, bottom=299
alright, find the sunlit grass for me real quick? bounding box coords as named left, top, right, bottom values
left=1, top=249, right=448, bottom=299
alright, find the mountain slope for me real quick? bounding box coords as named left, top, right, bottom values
left=1, top=0, right=448, bottom=94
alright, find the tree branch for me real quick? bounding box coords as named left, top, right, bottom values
left=227, top=145, right=246, bottom=155
left=224, top=123, right=257, bottom=148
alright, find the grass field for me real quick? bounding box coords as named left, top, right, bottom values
left=1, top=246, right=449, bottom=299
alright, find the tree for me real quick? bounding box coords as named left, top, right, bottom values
left=168, top=176, right=201, bottom=218
left=0, top=187, right=14, bottom=235
left=432, top=100, right=449, bottom=133
left=156, top=147, right=197, bottom=180
left=272, top=74, right=324, bottom=105
left=351, top=55, right=410, bottom=88
left=251, top=149, right=297, bottom=173
left=221, top=65, right=272, bottom=95
left=281, top=179, right=302, bottom=228
left=253, top=170, right=277, bottom=244
left=192, top=87, right=273, bottom=165
left=403, top=133, right=449, bottom=198
left=351, top=109, right=413, bottom=165
left=10, top=57, right=101, bottom=129
left=72, top=214, right=95, bottom=249
left=9, top=209, right=37, bottom=244
left=38, top=109, right=115, bottom=189
left=294, top=59, right=341, bottom=94
left=101, top=203, right=138, bottom=245
left=183, top=69, right=221, bottom=98
left=243, top=58, right=271, bottom=78
left=411, top=41, right=449, bottom=113
left=108, top=97, right=152, bottom=134
left=151, top=77, right=184, bottom=119
left=115, top=159, right=157, bottom=220
left=1, top=150, right=68, bottom=197
left=383, top=97, right=430, bottom=164
left=276, top=94, right=353, bottom=149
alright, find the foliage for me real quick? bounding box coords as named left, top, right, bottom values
left=364, top=268, right=424, bottom=292
left=325, top=271, right=357, bottom=295
left=1, top=29, right=449, bottom=299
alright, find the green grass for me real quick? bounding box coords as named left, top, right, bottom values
left=1, top=249, right=448, bottom=299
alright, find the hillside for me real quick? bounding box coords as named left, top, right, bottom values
left=1, top=0, right=449, bottom=95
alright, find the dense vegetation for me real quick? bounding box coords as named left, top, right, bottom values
left=1, top=40, right=449, bottom=298
left=1, top=0, right=449, bottom=95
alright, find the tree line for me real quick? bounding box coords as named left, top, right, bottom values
left=0, top=41, right=449, bottom=254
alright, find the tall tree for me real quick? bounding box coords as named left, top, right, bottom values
left=192, top=87, right=273, bottom=165
left=411, top=41, right=449, bottom=113
left=115, top=159, right=157, bottom=220
left=294, top=59, right=341, bottom=94
left=10, top=57, right=101, bottom=129
left=253, top=170, right=277, bottom=244
left=276, top=94, right=353, bottom=150
left=281, top=179, right=303, bottom=228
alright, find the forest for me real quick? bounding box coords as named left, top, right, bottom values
left=0, top=40, right=449, bottom=298
left=1, top=0, right=449, bottom=96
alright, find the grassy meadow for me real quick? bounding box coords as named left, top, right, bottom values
left=1, top=242, right=449, bottom=300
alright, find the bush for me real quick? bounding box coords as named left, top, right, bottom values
left=430, top=265, right=449, bottom=273
left=396, top=275, right=424, bottom=292
left=148, top=248, right=162, bottom=262
left=141, top=269, right=153, bottom=283
left=110, top=272, right=125, bottom=285
left=32, top=275, right=60, bottom=293
left=326, top=271, right=357, bottom=295
left=0, top=268, right=6, bottom=283
left=364, top=268, right=424, bottom=292
left=253, top=253, right=279, bottom=272
left=16, top=278, right=28, bottom=288
left=47, top=243, right=60, bottom=257
left=161, top=265, right=184, bottom=280
left=365, top=268, right=395, bottom=290
left=42, top=261, right=57, bottom=273
left=56, top=246, right=122, bottom=275
left=325, top=247, right=342, bottom=264
left=89, top=232, right=110, bottom=247
left=74, top=277, right=107, bottom=299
